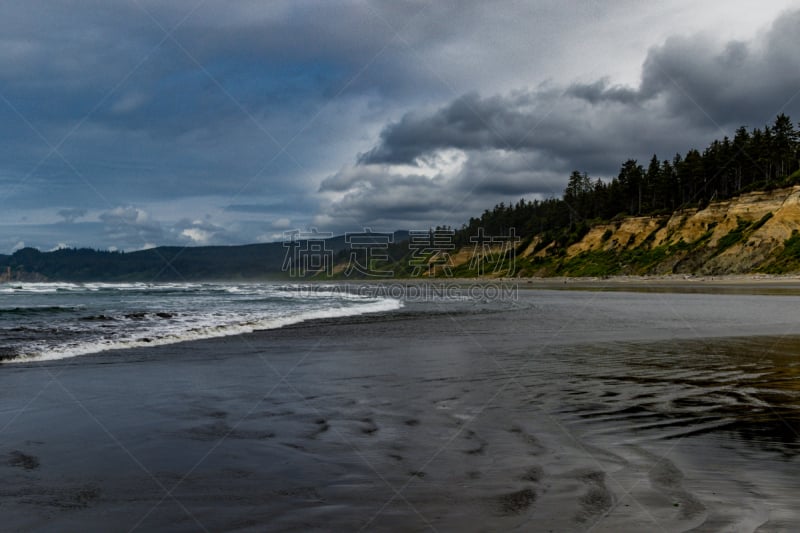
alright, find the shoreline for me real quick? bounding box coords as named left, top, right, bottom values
left=290, top=274, right=800, bottom=297
left=5, top=272, right=800, bottom=285
left=6, top=275, right=800, bottom=367
left=7, top=276, right=800, bottom=366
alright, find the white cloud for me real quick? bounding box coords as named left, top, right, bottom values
left=180, top=227, right=214, bottom=244
left=271, top=217, right=291, bottom=229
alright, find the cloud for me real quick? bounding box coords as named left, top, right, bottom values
left=57, top=208, right=87, bottom=223
left=99, top=206, right=152, bottom=226
left=322, top=9, right=800, bottom=231
left=0, top=207, right=287, bottom=252
left=224, top=204, right=280, bottom=214
left=564, top=79, right=643, bottom=106
left=570, top=10, right=800, bottom=127
left=94, top=208, right=241, bottom=249
left=318, top=166, right=443, bottom=230
left=362, top=10, right=800, bottom=170
left=180, top=227, right=214, bottom=244
left=316, top=159, right=552, bottom=232
left=455, top=150, right=568, bottom=196
left=174, top=217, right=232, bottom=245
left=357, top=87, right=704, bottom=176
left=639, top=11, right=800, bottom=127
left=98, top=206, right=165, bottom=248
left=2, top=2, right=799, bottom=247
left=271, top=217, right=291, bottom=229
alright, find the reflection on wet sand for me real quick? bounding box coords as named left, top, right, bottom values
left=561, top=336, right=800, bottom=452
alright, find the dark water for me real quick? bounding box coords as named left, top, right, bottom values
left=1, top=287, right=800, bottom=531
left=0, top=282, right=400, bottom=362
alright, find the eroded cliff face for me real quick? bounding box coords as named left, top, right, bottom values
left=556, top=186, right=800, bottom=274
left=444, top=186, right=800, bottom=277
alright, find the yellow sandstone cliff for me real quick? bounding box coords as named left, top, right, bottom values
left=563, top=186, right=800, bottom=274
left=444, top=186, right=800, bottom=276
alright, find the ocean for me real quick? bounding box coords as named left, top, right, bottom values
left=0, top=282, right=402, bottom=363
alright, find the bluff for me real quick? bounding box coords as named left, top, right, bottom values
left=465, top=186, right=800, bottom=277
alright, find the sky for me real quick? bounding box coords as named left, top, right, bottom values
left=1, top=1, right=799, bottom=252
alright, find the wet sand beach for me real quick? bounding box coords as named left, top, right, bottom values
left=2, top=286, right=800, bottom=531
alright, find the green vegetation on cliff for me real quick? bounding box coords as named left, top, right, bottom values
left=761, top=231, right=800, bottom=274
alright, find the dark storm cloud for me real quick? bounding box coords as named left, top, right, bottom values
left=570, top=9, right=800, bottom=127
left=317, top=168, right=469, bottom=231
left=314, top=9, right=800, bottom=231
left=358, top=92, right=539, bottom=165
left=361, top=9, right=800, bottom=173
left=638, top=15, right=800, bottom=126
left=454, top=151, right=567, bottom=197
left=565, top=80, right=642, bottom=105
left=358, top=86, right=699, bottom=180
left=317, top=152, right=568, bottom=232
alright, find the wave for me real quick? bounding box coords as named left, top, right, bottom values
left=0, top=305, right=84, bottom=316
left=0, top=346, right=20, bottom=362
left=0, top=281, right=231, bottom=294
left=0, top=282, right=84, bottom=294
left=3, top=297, right=402, bottom=364
left=0, top=281, right=388, bottom=298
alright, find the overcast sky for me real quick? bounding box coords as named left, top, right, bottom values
left=1, top=1, right=799, bottom=252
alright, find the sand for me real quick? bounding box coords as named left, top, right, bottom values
left=2, top=286, right=800, bottom=531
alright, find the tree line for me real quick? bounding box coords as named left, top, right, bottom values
left=456, top=114, right=800, bottom=247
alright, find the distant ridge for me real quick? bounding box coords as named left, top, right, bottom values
left=0, top=232, right=409, bottom=282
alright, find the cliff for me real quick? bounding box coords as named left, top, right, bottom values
left=447, top=186, right=800, bottom=277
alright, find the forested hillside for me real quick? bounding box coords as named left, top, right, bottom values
left=456, top=114, right=800, bottom=250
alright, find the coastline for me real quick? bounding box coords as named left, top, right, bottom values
left=516, top=273, right=800, bottom=294
left=306, top=273, right=800, bottom=296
